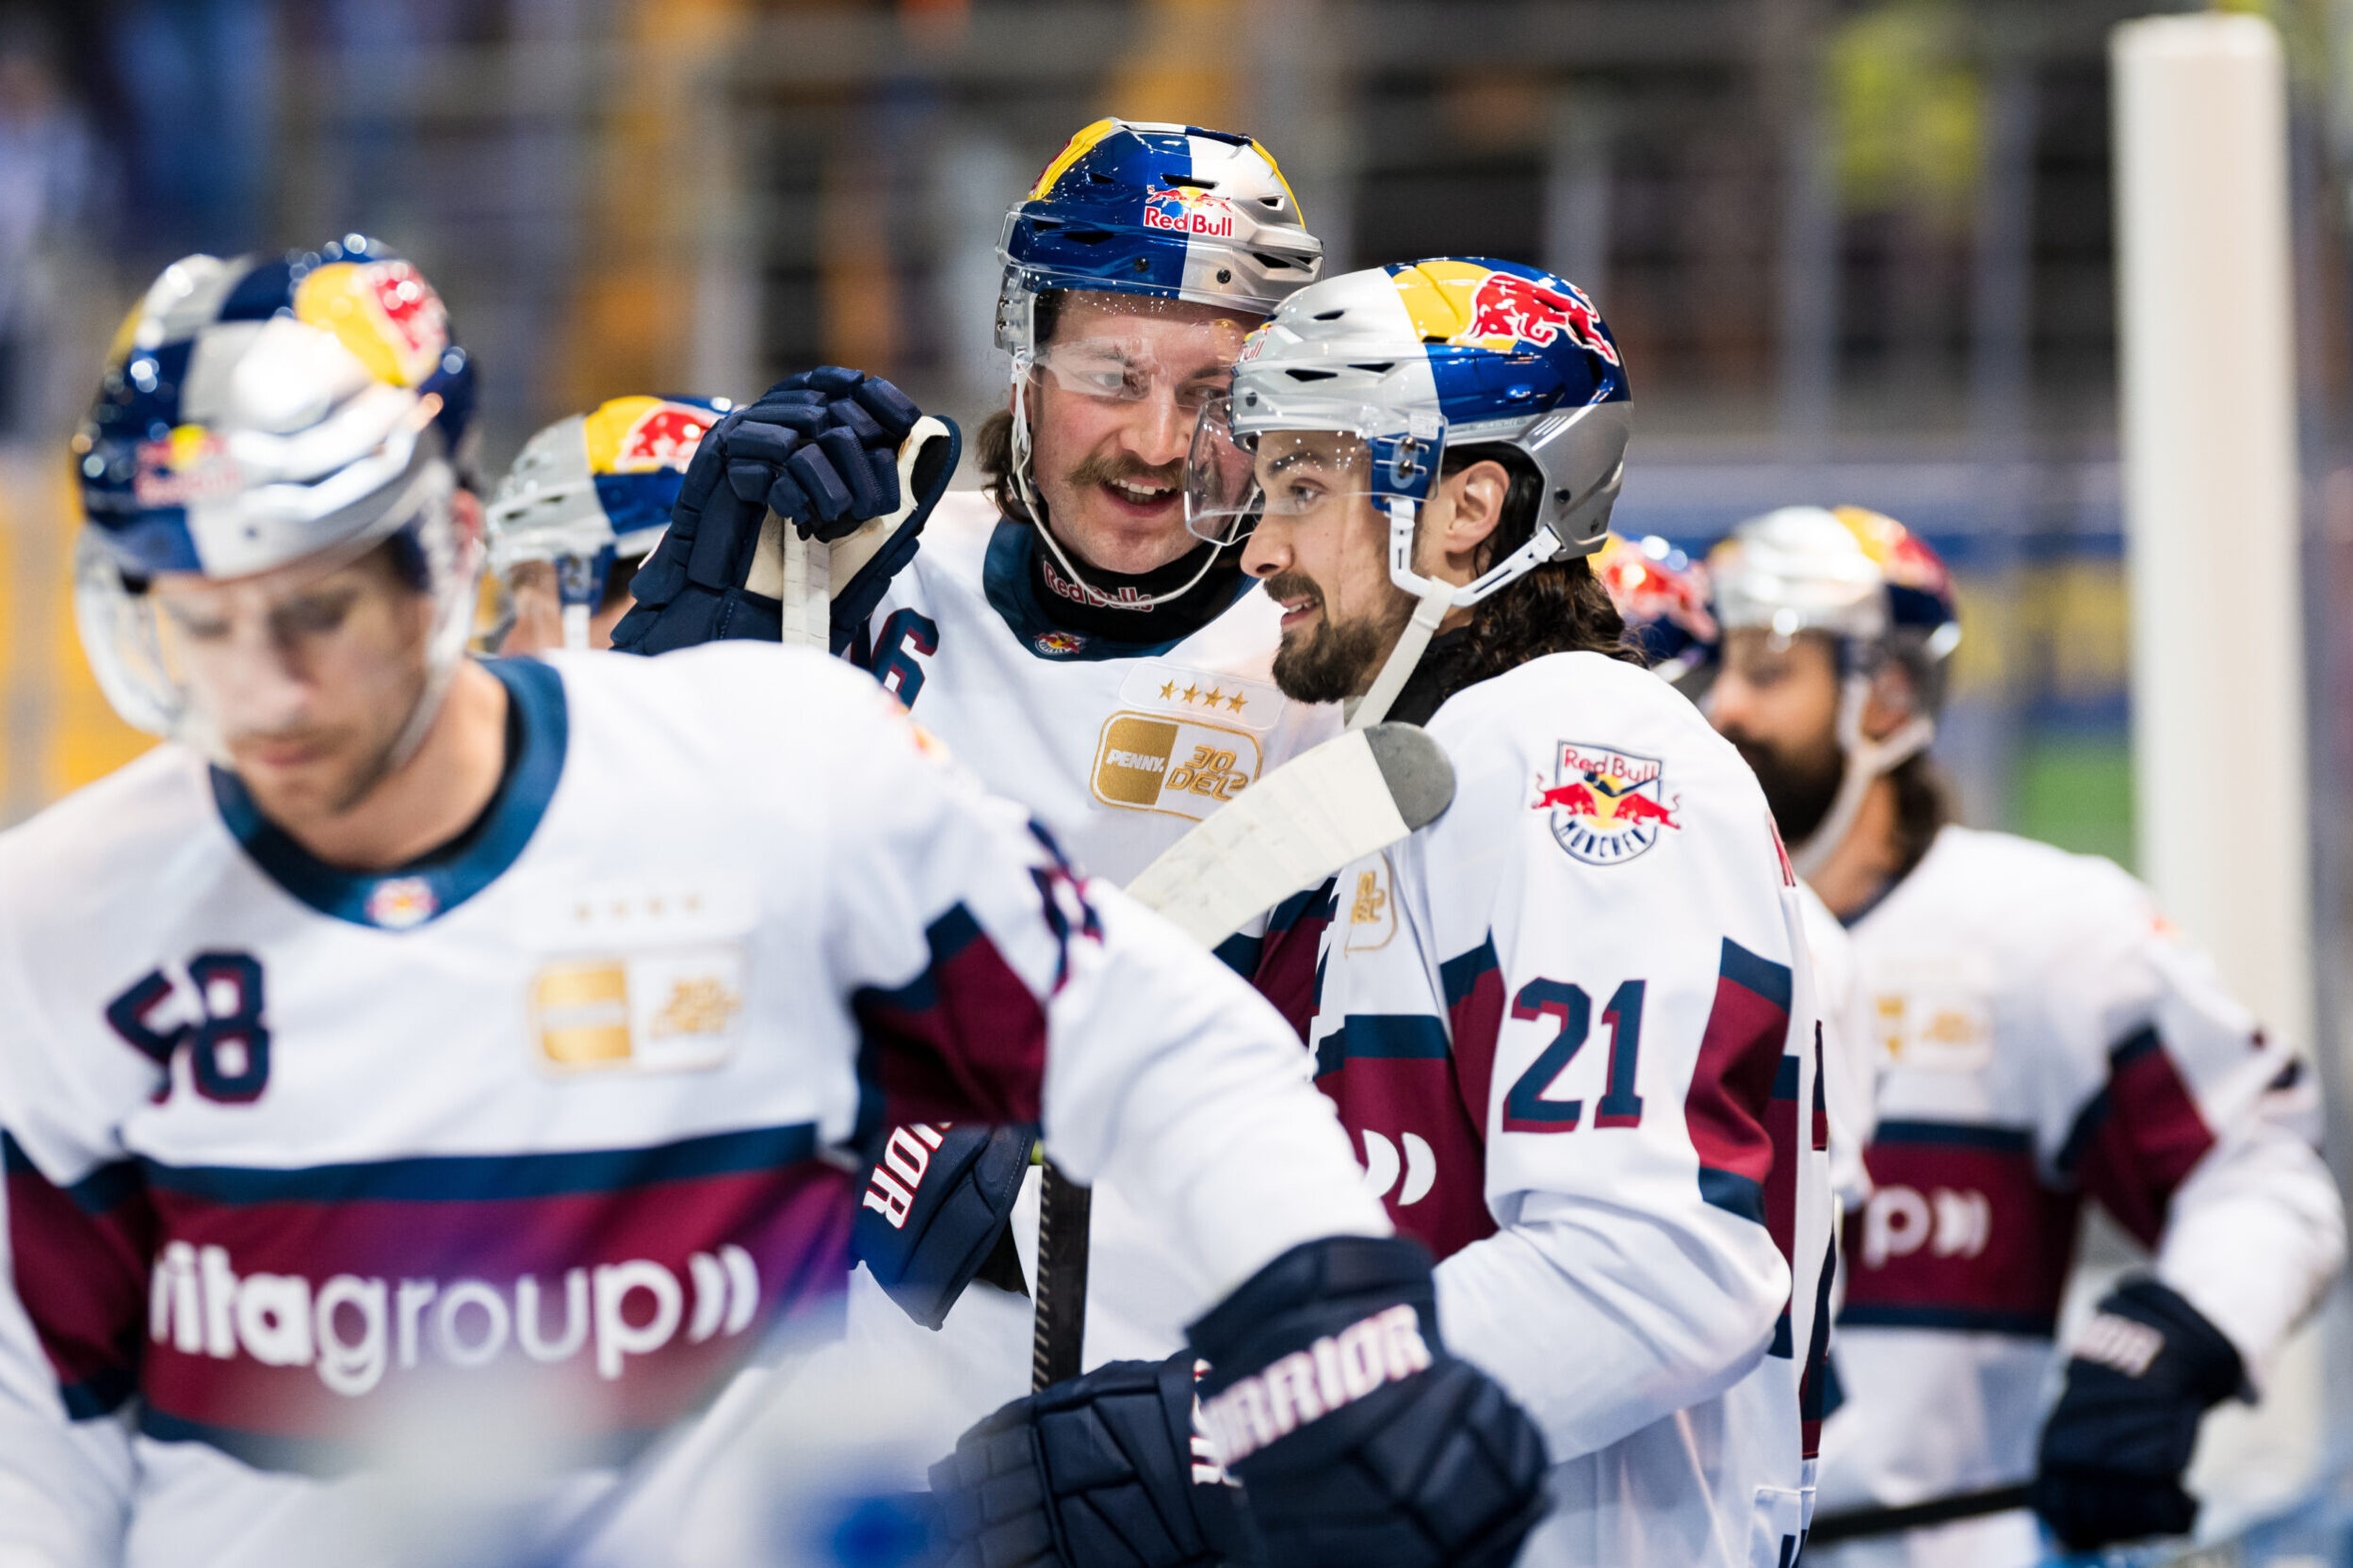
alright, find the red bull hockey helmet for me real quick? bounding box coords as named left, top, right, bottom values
left=1187, top=257, right=1631, bottom=724
left=72, top=237, right=480, bottom=758
left=1707, top=504, right=1959, bottom=706
left=994, top=118, right=1323, bottom=360
left=1594, top=532, right=1716, bottom=687
left=1190, top=258, right=1631, bottom=591
left=1706, top=505, right=1961, bottom=872
left=485, top=394, right=730, bottom=650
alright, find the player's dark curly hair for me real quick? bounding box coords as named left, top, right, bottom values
left=1441, top=442, right=1641, bottom=686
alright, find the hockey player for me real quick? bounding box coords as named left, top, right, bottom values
left=483, top=393, right=729, bottom=653
left=1704, top=505, right=2345, bottom=1563
left=614, top=119, right=1335, bottom=893
left=1185, top=258, right=1837, bottom=1567
left=607, top=119, right=1355, bottom=1499
left=0, top=241, right=1549, bottom=1566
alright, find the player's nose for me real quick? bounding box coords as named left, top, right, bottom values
left=1122, top=388, right=1192, bottom=468
left=1240, top=517, right=1290, bottom=579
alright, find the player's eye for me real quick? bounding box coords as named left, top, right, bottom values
left=272, top=590, right=358, bottom=639
left=167, top=609, right=233, bottom=643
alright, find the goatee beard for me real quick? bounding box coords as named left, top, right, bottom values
left=1727, top=733, right=1845, bottom=847
left=1264, top=571, right=1414, bottom=704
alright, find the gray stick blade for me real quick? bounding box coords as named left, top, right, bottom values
left=1122, top=725, right=1453, bottom=946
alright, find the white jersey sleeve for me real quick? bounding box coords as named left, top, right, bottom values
left=738, top=648, right=1395, bottom=1299
left=1795, top=881, right=1884, bottom=1209
left=2011, top=854, right=2343, bottom=1379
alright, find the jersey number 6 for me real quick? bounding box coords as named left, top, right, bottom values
left=1504, top=977, right=1646, bottom=1134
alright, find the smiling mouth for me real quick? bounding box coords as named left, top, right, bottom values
left=1103, top=477, right=1178, bottom=507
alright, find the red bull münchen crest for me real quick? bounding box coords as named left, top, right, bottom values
left=1533, top=741, right=1680, bottom=865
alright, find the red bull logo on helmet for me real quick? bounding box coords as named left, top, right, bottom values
left=1465, top=271, right=1619, bottom=365
left=1144, top=186, right=1238, bottom=240
left=132, top=423, right=239, bottom=507
left=1534, top=741, right=1680, bottom=865
left=612, top=402, right=713, bottom=474
left=293, top=259, right=450, bottom=387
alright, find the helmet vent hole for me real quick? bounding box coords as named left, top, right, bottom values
left=1163, top=174, right=1216, bottom=191
left=1313, top=309, right=1346, bottom=321
left=1063, top=230, right=1112, bottom=246
left=1348, top=363, right=1394, bottom=373
left=1255, top=253, right=1302, bottom=269
left=1282, top=369, right=1339, bottom=382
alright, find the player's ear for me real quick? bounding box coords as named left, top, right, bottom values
left=1860, top=657, right=1920, bottom=739
left=1438, top=459, right=1510, bottom=564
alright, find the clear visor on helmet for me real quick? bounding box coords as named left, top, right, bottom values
left=1184, top=398, right=1439, bottom=547
left=1024, top=303, right=1254, bottom=414
left=76, top=458, right=477, bottom=762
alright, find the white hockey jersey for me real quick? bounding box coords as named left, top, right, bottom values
left=1265, top=651, right=1837, bottom=1568
left=0, top=645, right=1387, bottom=1568
left=826, top=493, right=1346, bottom=1465
left=850, top=491, right=1340, bottom=896
left=1812, top=825, right=2345, bottom=1568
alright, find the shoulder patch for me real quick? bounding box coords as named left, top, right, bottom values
left=1532, top=740, right=1681, bottom=865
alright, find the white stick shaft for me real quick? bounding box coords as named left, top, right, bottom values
left=778, top=525, right=829, bottom=650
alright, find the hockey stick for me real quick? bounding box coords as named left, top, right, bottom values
left=1805, top=1483, right=2034, bottom=1546
left=1027, top=722, right=1458, bottom=1389
left=745, top=415, right=958, bottom=650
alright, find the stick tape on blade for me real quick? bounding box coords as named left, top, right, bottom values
left=1123, top=724, right=1453, bottom=946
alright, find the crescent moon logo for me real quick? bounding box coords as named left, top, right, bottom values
left=1358, top=1129, right=1436, bottom=1206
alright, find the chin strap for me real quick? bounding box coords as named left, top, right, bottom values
left=1346, top=579, right=1452, bottom=731
left=1788, top=673, right=1935, bottom=881
left=1007, top=364, right=1225, bottom=610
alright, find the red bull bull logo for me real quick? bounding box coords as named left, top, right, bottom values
left=1534, top=741, right=1680, bottom=865
left=133, top=424, right=238, bottom=507
left=612, top=402, right=713, bottom=474
left=1465, top=272, right=1619, bottom=366
left=363, top=261, right=448, bottom=365
left=1144, top=186, right=1237, bottom=240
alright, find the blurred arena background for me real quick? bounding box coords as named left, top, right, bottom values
left=2, top=0, right=2353, bottom=1550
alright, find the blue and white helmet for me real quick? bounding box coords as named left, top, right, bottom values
left=72, top=237, right=479, bottom=753
left=1187, top=257, right=1632, bottom=724
left=484, top=394, right=730, bottom=650
left=994, top=118, right=1323, bottom=360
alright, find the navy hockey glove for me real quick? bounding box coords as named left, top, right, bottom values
left=612, top=367, right=949, bottom=655
left=2033, top=1277, right=2246, bottom=1551
left=1186, top=1237, right=1547, bottom=1568
left=928, top=1352, right=1263, bottom=1568
left=852, top=1123, right=1033, bottom=1331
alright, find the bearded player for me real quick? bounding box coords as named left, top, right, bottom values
left=1704, top=506, right=2344, bottom=1564
left=1183, top=257, right=1836, bottom=1567
left=607, top=121, right=1364, bottom=1501
left=0, top=241, right=1546, bottom=1566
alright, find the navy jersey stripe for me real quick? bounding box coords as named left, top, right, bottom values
left=1874, top=1121, right=2036, bottom=1154
left=1316, top=1014, right=1451, bottom=1078
left=1838, top=1303, right=2058, bottom=1338
left=141, top=1122, right=819, bottom=1205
